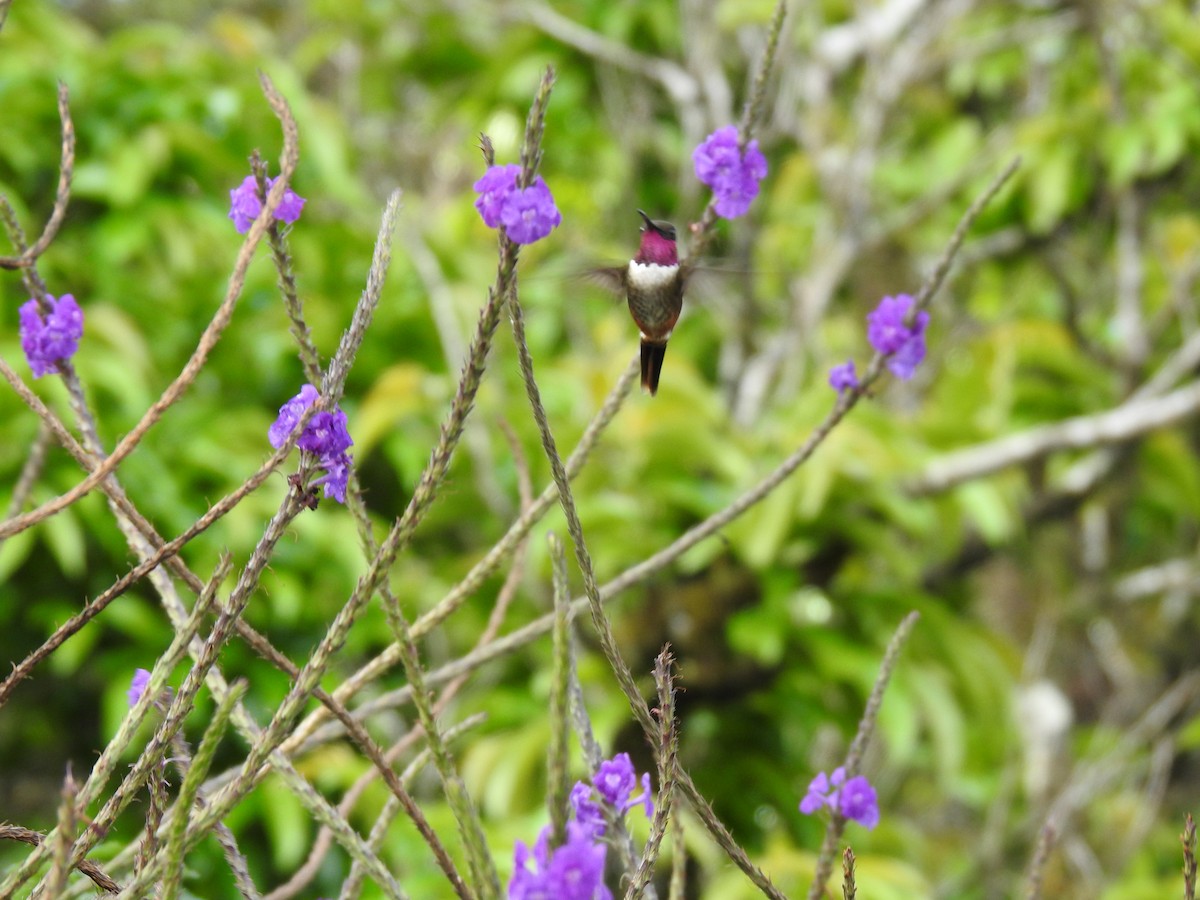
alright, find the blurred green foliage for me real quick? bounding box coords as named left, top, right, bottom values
left=3, top=1, right=1200, bottom=897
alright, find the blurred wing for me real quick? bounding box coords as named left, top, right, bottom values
left=583, top=265, right=626, bottom=297
left=680, top=263, right=738, bottom=313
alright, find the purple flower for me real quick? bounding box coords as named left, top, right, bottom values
left=128, top=668, right=152, bottom=707
left=500, top=178, right=563, bottom=244
left=509, top=823, right=611, bottom=900
left=570, top=781, right=606, bottom=839
left=799, top=767, right=879, bottom=830
left=508, top=753, right=656, bottom=898
left=473, top=165, right=562, bottom=245
left=692, top=125, right=768, bottom=219
left=313, top=451, right=351, bottom=504
left=799, top=770, right=834, bottom=814
left=297, top=409, right=353, bottom=457
left=835, top=775, right=879, bottom=830
left=268, top=385, right=354, bottom=504
left=866, top=294, right=929, bottom=380
left=545, top=823, right=611, bottom=900
left=268, top=384, right=320, bottom=449
left=828, top=360, right=859, bottom=393
left=474, top=164, right=520, bottom=228
left=569, top=753, right=654, bottom=836
left=632, top=772, right=654, bottom=819
left=19, top=294, right=84, bottom=378
left=593, top=753, right=637, bottom=808
left=228, top=175, right=306, bottom=234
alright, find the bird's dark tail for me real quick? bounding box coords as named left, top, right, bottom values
left=640, top=341, right=668, bottom=396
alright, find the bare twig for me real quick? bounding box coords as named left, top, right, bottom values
left=4, top=421, right=51, bottom=520
left=548, top=531, right=574, bottom=848
left=44, top=767, right=79, bottom=899
left=911, top=380, right=1200, bottom=494
left=0, top=72, right=299, bottom=539
left=1024, top=823, right=1055, bottom=900
left=842, top=846, right=857, bottom=900
left=514, top=3, right=699, bottom=107
left=625, top=648, right=679, bottom=900
left=0, top=82, right=74, bottom=270
left=807, top=612, right=918, bottom=900
left=0, top=377, right=318, bottom=708
left=1183, top=814, right=1197, bottom=900
left=257, top=148, right=323, bottom=386
left=0, top=825, right=120, bottom=894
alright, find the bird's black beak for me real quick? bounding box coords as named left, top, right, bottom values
left=637, top=208, right=654, bottom=230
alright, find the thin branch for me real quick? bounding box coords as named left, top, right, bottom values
left=258, top=148, right=323, bottom=386
left=625, top=648, right=679, bottom=900
left=0, top=82, right=74, bottom=270
left=4, top=421, right=51, bottom=520
left=807, top=612, right=919, bottom=900
left=160, top=680, right=247, bottom=900
left=1024, top=824, right=1055, bottom=900
left=688, top=0, right=789, bottom=262
left=0, top=72, right=299, bottom=539
left=548, top=531, right=574, bottom=848
left=0, top=377, right=318, bottom=708
left=1183, top=814, right=1197, bottom=900
left=1, top=567, right=225, bottom=896
left=911, top=380, right=1200, bottom=494
left=0, top=825, right=119, bottom=894
left=842, top=846, right=857, bottom=900
left=43, top=766, right=79, bottom=899
left=514, top=3, right=699, bottom=106
left=167, top=720, right=261, bottom=899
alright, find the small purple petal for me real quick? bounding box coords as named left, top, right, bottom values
left=593, top=753, right=637, bottom=808
left=570, top=781, right=606, bottom=839
left=837, top=775, right=879, bottom=830
left=828, top=360, right=859, bottom=393
left=886, top=326, right=927, bottom=380
left=127, top=668, right=152, bottom=707
left=474, top=164, right=521, bottom=228
left=229, top=175, right=306, bottom=234
left=228, top=175, right=261, bottom=234
left=628, top=772, right=654, bottom=820
left=268, top=384, right=320, bottom=448
left=297, top=409, right=354, bottom=457
left=866, top=294, right=929, bottom=379
left=799, top=768, right=879, bottom=830
left=508, top=822, right=610, bottom=900
left=273, top=184, right=306, bottom=224
left=799, top=770, right=833, bottom=815
left=312, top=452, right=352, bottom=504
left=499, top=177, right=562, bottom=245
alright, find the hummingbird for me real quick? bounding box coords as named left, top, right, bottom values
left=590, top=209, right=690, bottom=396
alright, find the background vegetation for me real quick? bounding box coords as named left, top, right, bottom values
left=3, top=0, right=1200, bottom=897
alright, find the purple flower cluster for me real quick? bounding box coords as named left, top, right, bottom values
left=269, top=384, right=354, bottom=503
left=571, top=752, right=654, bottom=838
left=692, top=125, right=768, bottom=219
left=508, top=753, right=653, bottom=899
left=19, top=293, right=84, bottom=378
left=799, top=767, right=879, bottom=830
left=509, top=822, right=611, bottom=900
left=127, top=668, right=152, bottom=707
left=828, top=360, right=859, bottom=393
left=866, top=294, right=929, bottom=380
left=827, top=294, right=931, bottom=394
left=474, top=164, right=562, bottom=245
left=228, top=175, right=306, bottom=234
